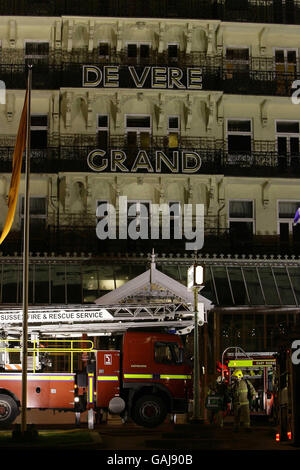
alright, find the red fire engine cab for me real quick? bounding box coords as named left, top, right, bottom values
left=0, top=330, right=192, bottom=428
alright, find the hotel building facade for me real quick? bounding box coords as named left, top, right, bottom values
left=0, top=2, right=300, bottom=379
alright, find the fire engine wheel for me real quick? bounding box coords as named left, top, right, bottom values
left=0, top=394, right=19, bottom=427
left=132, top=395, right=167, bottom=428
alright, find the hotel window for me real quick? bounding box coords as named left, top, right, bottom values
left=227, top=119, right=252, bottom=155
left=126, top=115, right=151, bottom=151
left=127, top=201, right=151, bottom=236
left=20, top=196, right=47, bottom=234
left=277, top=200, right=300, bottom=241
left=97, top=114, right=109, bottom=150
left=98, top=41, right=110, bottom=59
left=168, top=116, right=180, bottom=149
left=276, top=121, right=300, bottom=169
left=167, top=44, right=179, bottom=64
left=25, top=41, right=49, bottom=65
left=229, top=200, right=254, bottom=240
left=30, top=114, right=48, bottom=149
left=127, top=43, right=150, bottom=64
left=225, top=47, right=249, bottom=79
left=275, top=48, right=297, bottom=74
left=275, top=49, right=297, bottom=94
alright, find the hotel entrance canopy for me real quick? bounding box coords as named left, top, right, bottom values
left=0, top=257, right=213, bottom=337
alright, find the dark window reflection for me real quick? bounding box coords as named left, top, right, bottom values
left=212, top=267, right=232, bottom=305
left=287, top=267, right=300, bottom=305
left=227, top=267, right=247, bottom=304
left=2, top=264, right=18, bottom=303
left=273, top=268, right=296, bottom=305
left=35, top=264, right=50, bottom=304
left=257, top=267, right=280, bottom=305
left=51, top=264, right=66, bottom=304
left=242, top=267, right=265, bottom=305
left=66, top=265, right=82, bottom=304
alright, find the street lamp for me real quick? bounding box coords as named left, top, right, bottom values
left=187, top=263, right=205, bottom=422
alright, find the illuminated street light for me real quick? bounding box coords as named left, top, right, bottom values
left=187, top=262, right=205, bottom=422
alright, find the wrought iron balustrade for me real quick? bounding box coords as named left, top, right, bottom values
left=4, top=224, right=300, bottom=257
left=1, top=59, right=299, bottom=96
left=0, top=141, right=299, bottom=176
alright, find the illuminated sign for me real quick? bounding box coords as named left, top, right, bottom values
left=87, top=149, right=202, bottom=173
left=82, top=65, right=202, bottom=90
left=228, top=360, right=276, bottom=368
left=0, top=308, right=113, bottom=324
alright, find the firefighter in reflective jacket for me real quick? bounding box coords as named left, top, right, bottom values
left=231, top=369, right=256, bottom=432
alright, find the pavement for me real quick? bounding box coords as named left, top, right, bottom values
left=1, top=412, right=298, bottom=453
left=95, top=421, right=297, bottom=451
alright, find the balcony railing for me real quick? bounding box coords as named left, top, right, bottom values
left=1, top=59, right=298, bottom=97
left=0, top=140, right=299, bottom=176
left=3, top=224, right=300, bottom=256
left=0, top=0, right=300, bottom=25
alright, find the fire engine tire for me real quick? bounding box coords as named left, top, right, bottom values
left=0, top=394, right=19, bottom=427
left=132, top=394, right=167, bottom=428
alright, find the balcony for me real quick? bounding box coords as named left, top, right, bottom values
left=3, top=221, right=300, bottom=257
left=1, top=58, right=298, bottom=97
left=0, top=139, right=299, bottom=177
left=0, top=0, right=300, bottom=25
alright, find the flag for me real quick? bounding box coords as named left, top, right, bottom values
left=293, top=207, right=300, bottom=226
left=0, top=88, right=28, bottom=245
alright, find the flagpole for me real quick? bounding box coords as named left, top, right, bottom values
left=21, top=64, right=32, bottom=435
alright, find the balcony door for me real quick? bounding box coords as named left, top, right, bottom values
left=276, top=120, right=300, bottom=170
left=274, top=48, right=297, bottom=95
left=226, top=119, right=252, bottom=164
left=278, top=200, right=300, bottom=243
left=126, top=115, right=151, bottom=163
left=225, top=47, right=249, bottom=79
left=30, top=114, right=48, bottom=149
left=127, top=43, right=151, bottom=65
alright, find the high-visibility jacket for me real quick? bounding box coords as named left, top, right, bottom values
left=231, top=379, right=256, bottom=406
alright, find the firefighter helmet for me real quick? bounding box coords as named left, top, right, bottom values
left=232, top=369, right=243, bottom=380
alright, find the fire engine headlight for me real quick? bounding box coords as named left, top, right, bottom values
left=74, top=397, right=80, bottom=403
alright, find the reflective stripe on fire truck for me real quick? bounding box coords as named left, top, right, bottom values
left=228, top=360, right=276, bottom=368
left=88, top=373, right=94, bottom=404
left=160, top=375, right=192, bottom=380
left=97, top=376, right=119, bottom=381
left=123, top=374, right=191, bottom=380
left=124, top=374, right=153, bottom=379
left=0, top=374, right=74, bottom=381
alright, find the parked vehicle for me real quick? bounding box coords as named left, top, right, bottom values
left=0, top=330, right=192, bottom=428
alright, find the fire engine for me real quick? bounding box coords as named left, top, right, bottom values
left=0, top=328, right=193, bottom=428
left=221, top=348, right=277, bottom=418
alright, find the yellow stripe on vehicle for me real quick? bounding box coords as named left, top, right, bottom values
left=160, top=375, right=192, bottom=380
left=97, top=376, right=119, bottom=381
left=0, top=374, right=74, bottom=381
left=88, top=374, right=94, bottom=404
left=124, top=374, right=153, bottom=379
left=228, top=360, right=253, bottom=367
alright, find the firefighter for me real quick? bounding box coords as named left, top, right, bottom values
left=230, top=369, right=256, bottom=432
left=206, top=375, right=230, bottom=427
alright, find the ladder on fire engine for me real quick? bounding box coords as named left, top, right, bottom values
left=0, top=338, right=94, bottom=373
